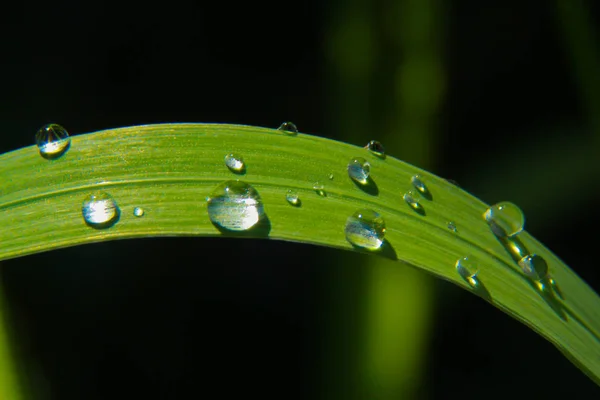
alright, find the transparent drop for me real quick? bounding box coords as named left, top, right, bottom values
left=224, top=153, right=245, bottom=174
left=484, top=202, right=525, bottom=237
left=347, top=157, right=371, bottom=184
left=411, top=175, right=429, bottom=196
left=207, top=181, right=264, bottom=231
left=35, top=123, right=71, bottom=159
left=447, top=221, right=457, bottom=233
left=133, top=207, right=145, bottom=217
left=328, top=173, right=334, bottom=180
left=455, top=256, right=480, bottom=287
left=364, top=140, right=385, bottom=158
left=277, top=121, right=298, bottom=135
left=344, top=209, right=386, bottom=250
left=518, top=254, right=549, bottom=280
left=403, top=190, right=423, bottom=211
left=82, top=192, right=120, bottom=228
left=313, top=182, right=326, bottom=197
left=286, top=190, right=301, bottom=206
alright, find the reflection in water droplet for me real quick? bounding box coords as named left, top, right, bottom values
left=411, top=175, right=429, bottom=196
left=224, top=153, right=245, bottom=174
left=484, top=202, right=525, bottom=237
left=313, top=182, right=326, bottom=197
left=347, top=157, right=371, bottom=185
left=403, top=190, right=423, bottom=212
left=455, top=256, right=480, bottom=287
left=277, top=121, right=298, bottom=135
left=35, top=123, right=71, bottom=159
left=133, top=207, right=145, bottom=217
left=365, top=140, right=385, bottom=158
left=207, top=181, right=264, bottom=231
left=344, top=209, right=386, bottom=250
left=518, top=254, right=549, bottom=280
left=447, top=221, right=457, bottom=233
left=286, top=190, right=301, bottom=206
left=82, top=192, right=120, bottom=228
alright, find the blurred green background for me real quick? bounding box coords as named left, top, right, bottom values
left=1, top=1, right=599, bottom=399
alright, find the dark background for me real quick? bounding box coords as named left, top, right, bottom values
left=1, top=1, right=599, bottom=399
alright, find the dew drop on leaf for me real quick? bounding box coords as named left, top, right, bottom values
left=35, top=123, right=71, bottom=159
left=411, top=174, right=430, bottom=197
left=364, top=140, right=385, bottom=158
left=403, top=190, right=423, bottom=211
left=455, top=256, right=480, bottom=287
left=347, top=157, right=370, bottom=185
left=224, top=153, right=246, bottom=174
left=286, top=190, right=301, bottom=206
left=447, top=221, right=457, bottom=233
left=518, top=254, right=549, bottom=280
left=484, top=201, right=525, bottom=237
left=82, top=192, right=120, bottom=228
left=207, top=181, right=264, bottom=231
left=277, top=121, right=298, bottom=135
left=345, top=209, right=386, bottom=250
left=133, top=207, right=145, bottom=217
left=313, top=182, right=326, bottom=197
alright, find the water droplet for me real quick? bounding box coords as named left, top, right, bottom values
left=207, top=181, right=264, bottom=231
left=364, top=140, right=385, bottom=158
left=347, top=157, right=371, bottom=184
left=133, top=207, right=145, bottom=217
left=313, top=182, right=326, bottom=197
left=403, top=190, right=424, bottom=213
left=328, top=173, right=334, bottom=180
left=82, top=192, right=120, bottom=228
left=549, top=277, right=564, bottom=299
left=455, top=256, right=480, bottom=287
left=447, top=221, right=457, bottom=232
left=518, top=254, right=549, bottom=280
left=345, top=209, right=386, bottom=250
left=224, top=153, right=246, bottom=174
left=484, top=202, right=525, bottom=237
left=286, top=190, right=301, bottom=206
left=35, top=123, right=71, bottom=159
left=277, top=121, right=298, bottom=135
left=411, top=175, right=430, bottom=196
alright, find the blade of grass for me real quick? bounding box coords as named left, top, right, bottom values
left=0, top=123, right=599, bottom=385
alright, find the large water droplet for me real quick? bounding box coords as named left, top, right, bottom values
left=133, top=207, right=145, bottom=217
left=344, top=209, right=386, bottom=250
left=35, top=123, right=71, bottom=159
left=518, top=254, right=548, bottom=280
left=484, top=202, right=525, bottom=237
left=82, top=192, right=120, bottom=228
left=286, top=190, right=301, bottom=206
left=347, top=157, right=371, bottom=184
left=278, top=121, right=298, bottom=135
left=455, top=256, right=479, bottom=287
left=403, top=190, right=424, bottom=214
left=224, top=153, right=246, bottom=174
left=364, top=140, right=385, bottom=158
left=207, top=181, right=264, bottom=231
left=313, top=182, right=326, bottom=197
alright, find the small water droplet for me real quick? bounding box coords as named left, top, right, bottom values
left=549, top=277, right=564, bottom=299
left=345, top=209, right=386, bottom=250
left=35, top=123, right=71, bottom=159
left=347, top=157, right=371, bottom=184
left=411, top=175, right=430, bottom=197
left=484, top=202, right=525, bottom=237
left=82, top=192, right=120, bottom=228
left=286, top=190, right=301, bottom=206
left=403, top=190, right=424, bottom=213
left=313, top=182, right=327, bottom=197
left=364, top=140, right=385, bottom=158
left=224, top=153, right=246, bottom=174
left=207, top=181, right=264, bottom=231
left=277, top=121, right=298, bottom=135
left=328, top=173, right=334, bottom=180
left=518, top=254, right=549, bottom=280
left=133, top=207, right=145, bottom=217
left=455, top=256, right=480, bottom=287
left=447, top=221, right=457, bottom=232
